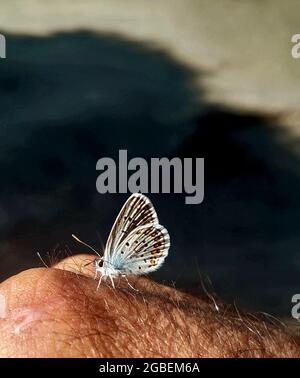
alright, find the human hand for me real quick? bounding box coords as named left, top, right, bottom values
left=0, top=255, right=299, bottom=357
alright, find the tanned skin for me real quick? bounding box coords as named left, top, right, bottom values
left=0, top=254, right=299, bottom=357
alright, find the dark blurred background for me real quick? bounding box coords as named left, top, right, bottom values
left=0, top=1, right=299, bottom=321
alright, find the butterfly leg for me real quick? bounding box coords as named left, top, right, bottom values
left=108, top=275, right=115, bottom=289
left=97, top=274, right=104, bottom=290
left=123, top=275, right=139, bottom=292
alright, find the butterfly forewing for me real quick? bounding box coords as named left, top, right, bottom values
left=111, top=223, right=170, bottom=274
left=104, top=193, right=159, bottom=259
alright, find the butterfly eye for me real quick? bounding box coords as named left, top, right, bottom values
left=95, top=259, right=103, bottom=268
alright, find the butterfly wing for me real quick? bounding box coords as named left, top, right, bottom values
left=104, top=193, right=159, bottom=260
left=110, top=223, right=170, bottom=274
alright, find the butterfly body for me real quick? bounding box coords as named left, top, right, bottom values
left=95, top=263, right=120, bottom=279
left=74, top=193, right=170, bottom=288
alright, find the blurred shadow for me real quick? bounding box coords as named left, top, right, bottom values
left=0, top=30, right=201, bottom=275
left=173, top=110, right=300, bottom=315
left=0, top=30, right=299, bottom=316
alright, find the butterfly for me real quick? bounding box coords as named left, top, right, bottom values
left=72, top=193, right=170, bottom=289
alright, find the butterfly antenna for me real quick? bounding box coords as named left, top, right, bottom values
left=37, top=252, right=50, bottom=268
left=96, top=230, right=105, bottom=253
left=72, top=234, right=101, bottom=257
left=83, top=259, right=96, bottom=267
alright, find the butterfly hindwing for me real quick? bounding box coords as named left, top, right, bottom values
left=110, top=223, right=170, bottom=274
left=104, top=193, right=159, bottom=259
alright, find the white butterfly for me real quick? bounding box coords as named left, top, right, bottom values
left=72, top=193, right=170, bottom=289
